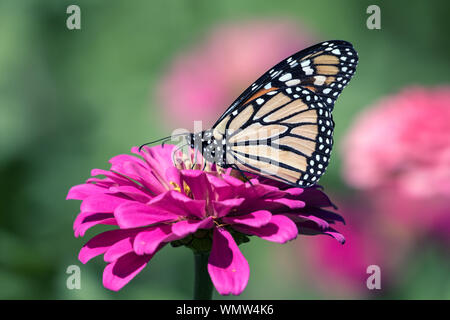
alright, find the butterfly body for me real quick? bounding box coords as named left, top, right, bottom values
left=180, top=40, right=358, bottom=187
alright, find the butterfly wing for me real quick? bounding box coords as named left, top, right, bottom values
left=211, top=40, right=358, bottom=187
left=218, top=87, right=333, bottom=186
left=213, top=40, right=358, bottom=127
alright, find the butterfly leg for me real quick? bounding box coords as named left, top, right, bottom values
left=191, top=147, right=198, bottom=169
left=231, top=164, right=253, bottom=186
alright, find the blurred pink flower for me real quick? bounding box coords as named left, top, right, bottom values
left=67, top=145, right=344, bottom=295
left=298, top=205, right=403, bottom=297
left=341, top=87, right=450, bottom=239
left=157, top=20, right=314, bottom=129
left=342, top=87, right=450, bottom=197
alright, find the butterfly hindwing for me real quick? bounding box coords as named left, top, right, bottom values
left=221, top=86, right=333, bottom=187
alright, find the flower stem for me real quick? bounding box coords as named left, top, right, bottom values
left=193, top=252, right=213, bottom=300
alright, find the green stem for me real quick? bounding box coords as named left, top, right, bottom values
left=193, top=252, right=213, bottom=300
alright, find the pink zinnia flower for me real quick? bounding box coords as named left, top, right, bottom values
left=342, top=86, right=450, bottom=197
left=341, top=87, right=450, bottom=239
left=67, top=145, right=344, bottom=295
left=157, top=20, right=314, bottom=129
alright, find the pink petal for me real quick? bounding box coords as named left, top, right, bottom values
left=102, top=252, right=153, bottom=291
left=90, top=169, right=138, bottom=188
left=81, top=194, right=129, bottom=213
left=107, top=185, right=152, bottom=203
left=78, top=229, right=139, bottom=264
left=136, top=145, right=175, bottom=180
left=222, top=210, right=272, bottom=228
left=147, top=190, right=206, bottom=218
left=300, top=187, right=337, bottom=208
left=85, top=177, right=116, bottom=188
left=133, top=225, right=174, bottom=255
left=180, top=170, right=211, bottom=201
left=212, top=198, right=245, bottom=218
left=104, top=237, right=134, bottom=262
left=74, top=212, right=117, bottom=237
left=299, top=223, right=346, bottom=244
left=283, top=212, right=330, bottom=230
left=114, top=201, right=179, bottom=228
left=66, top=183, right=106, bottom=200
left=208, top=228, right=249, bottom=296
left=222, top=174, right=245, bottom=187
left=171, top=217, right=214, bottom=238
left=242, top=182, right=285, bottom=199
left=284, top=187, right=304, bottom=196
left=270, top=198, right=305, bottom=209
left=121, top=161, right=166, bottom=194
left=233, top=215, right=298, bottom=243
left=109, top=156, right=149, bottom=182
left=109, top=154, right=148, bottom=173
left=165, top=167, right=182, bottom=190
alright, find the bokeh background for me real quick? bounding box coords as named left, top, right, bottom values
left=1, top=0, right=449, bottom=299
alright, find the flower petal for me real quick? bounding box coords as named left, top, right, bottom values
left=298, top=222, right=346, bottom=244
left=207, top=175, right=235, bottom=201
left=180, top=170, right=212, bottom=201
left=133, top=225, right=174, bottom=255
left=233, top=215, right=298, bottom=243
left=299, top=207, right=346, bottom=224
left=222, top=210, right=272, bottom=228
left=212, top=198, right=245, bottom=218
left=102, top=252, right=153, bottom=291
left=104, top=236, right=135, bottom=262
left=121, top=161, right=166, bottom=194
left=114, top=201, right=179, bottom=228
left=299, top=187, right=337, bottom=208
left=78, top=229, right=139, bottom=264
left=80, top=194, right=129, bottom=213
left=109, top=154, right=148, bottom=174
left=66, top=183, right=106, bottom=200
left=270, top=197, right=305, bottom=209
left=107, top=185, right=152, bottom=203
left=90, top=169, right=139, bottom=188
left=284, top=187, right=304, bottom=196
left=74, top=212, right=117, bottom=237
left=171, top=216, right=214, bottom=238
left=283, top=212, right=330, bottom=230
left=147, top=190, right=206, bottom=218
left=208, top=228, right=249, bottom=296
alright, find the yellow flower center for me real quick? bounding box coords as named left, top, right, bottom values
left=170, top=181, right=192, bottom=197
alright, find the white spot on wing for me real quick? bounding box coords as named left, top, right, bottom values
left=304, top=66, right=313, bottom=75
left=279, top=73, right=292, bottom=81
left=285, top=79, right=301, bottom=86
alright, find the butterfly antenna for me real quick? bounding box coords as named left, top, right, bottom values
left=139, top=133, right=189, bottom=152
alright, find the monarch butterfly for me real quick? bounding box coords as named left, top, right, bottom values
left=142, top=40, right=358, bottom=187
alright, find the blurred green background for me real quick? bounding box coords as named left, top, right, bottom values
left=0, top=0, right=449, bottom=299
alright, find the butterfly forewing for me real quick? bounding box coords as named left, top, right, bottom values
left=213, top=40, right=358, bottom=127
